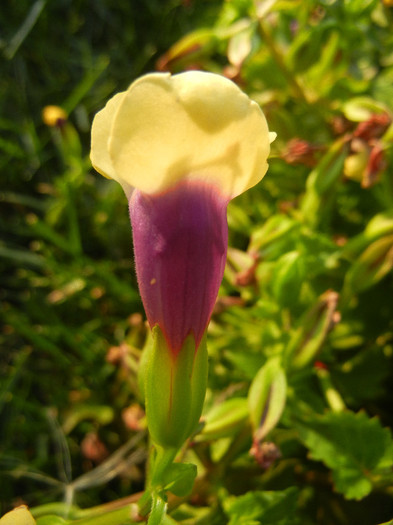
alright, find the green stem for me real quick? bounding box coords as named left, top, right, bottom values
left=150, top=447, right=177, bottom=487
left=64, top=178, right=83, bottom=257
left=138, top=445, right=178, bottom=518
left=257, top=20, right=309, bottom=104
left=72, top=505, right=139, bottom=525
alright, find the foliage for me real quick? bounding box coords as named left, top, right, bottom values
left=1, top=0, right=393, bottom=524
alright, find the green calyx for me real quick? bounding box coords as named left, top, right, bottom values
left=143, top=326, right=208, bottom=450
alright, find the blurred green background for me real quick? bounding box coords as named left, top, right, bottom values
left=1, top=1, right=393, bottom=524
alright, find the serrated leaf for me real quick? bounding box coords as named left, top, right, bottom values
left=223, top=487, right=299, bottom=525
left=295, top=411, right=393, bottom=499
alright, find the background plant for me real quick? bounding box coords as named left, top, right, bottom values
left=1, top=1, right=393, bottom=524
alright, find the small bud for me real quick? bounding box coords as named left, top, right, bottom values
left=42, top=105, right=67, bottom=128
left=344, top=148, right=368, bottom=182
left=353, top=113, right=391, bottom=141
left=282, top=138, right=323, bottom=167
left=122, top=403, right=145, bottom=431
left=362, top=142, right=386, bottom=188
left=81, top=432, right=109, bottom=463
left=250, top=440, right=281, bottom=470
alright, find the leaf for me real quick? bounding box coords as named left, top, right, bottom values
left=223, top=487, right=299, bottom=525
left=342, top=234, right=393, bottom=304
left=342, top=96, right=388, bottom=122
left=271, top=251, right=304, bottom=307
left=199, top=397, right=249, bottom=441
left=162, top=462, right=197, bottom=498
left=62, top=404, right=114, bottom=434
left=248, top=358, right=287, bottom=440
left=332, top=346, right=390, bottom=403
left=285, top=290, right=339, bottom=370
left=36, top=517, right=66, bottom=525
left=295, top=411, right=393, bottom=499
left=227, top=24, right=254, bottom=67
left=301, top=138, right=348, bottom=228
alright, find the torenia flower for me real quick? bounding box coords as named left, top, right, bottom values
left=91, top=71, right=274, bottom=448
left=91, top=71, right=274, bottom=353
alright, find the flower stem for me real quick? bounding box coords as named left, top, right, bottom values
left=73, top=506, right=138, bottom=524
left=138, top=445, right=178, bottom=520
left=150, top=446, right=177, bottom=487
left=257, top=20, right=309, bottom=104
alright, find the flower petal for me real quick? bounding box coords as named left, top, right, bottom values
left=90, top=91, right=134, bottom=194
left=130, top=180, right=228, bottom=355
left=106, top=71, right=271, bottom=198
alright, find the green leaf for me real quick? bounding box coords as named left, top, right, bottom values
left=162, top=462, right=197, bottom=498
left=62, top=404, right=114, bottom=434
left=285, top=290, right=339, bottom=370
left=199, top=397, right=249, bottom=441
left=301, top=139, right=348, bottom=228
left=248, top=358, right=287, bottom=439
left=36, top=517, right=67, bottom=525
left=295, top=411, right=393, bottom=499
left=342, top=96, right=387, bottom=121
left=223, top=487, right=299, bottom=525
left=271, top=251, right=304, bottom=307
left=342, top=234, right=393, bottom=304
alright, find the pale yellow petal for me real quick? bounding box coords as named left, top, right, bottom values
left=0, top=506, right=36, bottom=525
left=91, top=91, right=133, bottom=195
left=108, top=71, right=271, bottom=198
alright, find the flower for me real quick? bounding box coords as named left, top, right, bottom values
left=91, top=71, right=274, bottom=357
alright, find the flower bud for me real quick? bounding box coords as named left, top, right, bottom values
left=42, top=105, right=67, bottom=128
